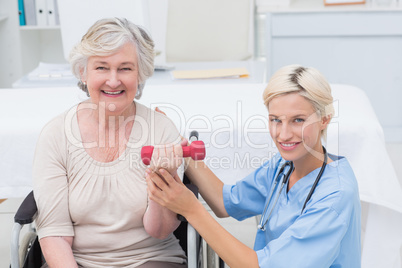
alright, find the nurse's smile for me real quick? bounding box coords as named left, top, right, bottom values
left=278, top=142, right=301, bottom=151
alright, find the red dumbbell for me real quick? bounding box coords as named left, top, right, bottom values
left=141, top=141, right=206, bottom=165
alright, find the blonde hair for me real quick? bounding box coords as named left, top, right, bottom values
left=263, top=64, right=334, bottom=141
left=69, top=17, right=155, bottom=99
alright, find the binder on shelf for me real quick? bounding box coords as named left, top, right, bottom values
left=35, top=0, right=47, bottom=26
left=53, top=0, right=60, bottom=25
left=18, top=0, right=26, bottom=25
left=24, top=0, right=36, bottom=25
left=46, top=0, right=56, bottom=26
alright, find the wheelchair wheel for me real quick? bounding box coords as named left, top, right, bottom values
left=18, top=231, right=37, bottom=268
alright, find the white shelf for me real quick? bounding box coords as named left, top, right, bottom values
left=257, top=0, right=402, bottom=13
left=19, top=25, right=60, bottom=31
left=0, top=14, right=8, bottom=23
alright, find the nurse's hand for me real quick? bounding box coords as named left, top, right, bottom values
left=155, top=106, right=166, bottom=115
left=146, top=168, right=199, bottom=217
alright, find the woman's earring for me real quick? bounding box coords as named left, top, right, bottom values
left=81, top=81, right=90, bottom=97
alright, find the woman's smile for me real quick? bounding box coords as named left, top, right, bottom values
left=101, top=89, right=125, bottom=97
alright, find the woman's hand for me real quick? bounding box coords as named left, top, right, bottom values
left=146, top=168, right=199, bottom=218
left=149, top=143, right=183, bottom=176
left=152, top=106, right=188, bottom=174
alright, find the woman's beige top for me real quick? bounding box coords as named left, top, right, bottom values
left=33, top=102, right=186, bottom=267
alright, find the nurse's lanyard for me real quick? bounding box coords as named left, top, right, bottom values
left=258, top=146, right=328, bottom=231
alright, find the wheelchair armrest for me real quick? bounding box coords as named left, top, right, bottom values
left=14, top=191, right=37, bottom=225
left=185, top=183, right=199, bottom=198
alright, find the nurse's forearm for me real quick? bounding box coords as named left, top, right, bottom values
left=186, top=202, right=259, bottom=268
left=185, top=159, right=228, bottom=218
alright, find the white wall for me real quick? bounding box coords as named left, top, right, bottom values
left=0, top=0, right=23, bottom=87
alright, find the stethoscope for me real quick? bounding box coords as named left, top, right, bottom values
left=258, top=146, right=328, bottom=231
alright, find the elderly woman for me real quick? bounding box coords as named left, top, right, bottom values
left=33, top=18, right=186, bottom=267
left=147, top=65, right=361, bottom=268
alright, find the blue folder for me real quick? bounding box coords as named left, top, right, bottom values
left=18, top=0, right=26, bottom=26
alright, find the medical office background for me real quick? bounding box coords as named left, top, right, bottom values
left=1, top=0, right=402, bottom=267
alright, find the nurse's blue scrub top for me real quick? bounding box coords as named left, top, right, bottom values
left=223, top=153, right=361, bottom=267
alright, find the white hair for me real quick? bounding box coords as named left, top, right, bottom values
left=69, top=17, right=155, bottom=99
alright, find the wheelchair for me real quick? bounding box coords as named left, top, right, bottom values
left=10, top=131, right=205, bottom=268
left=10, top=177, right=203, bottom=268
